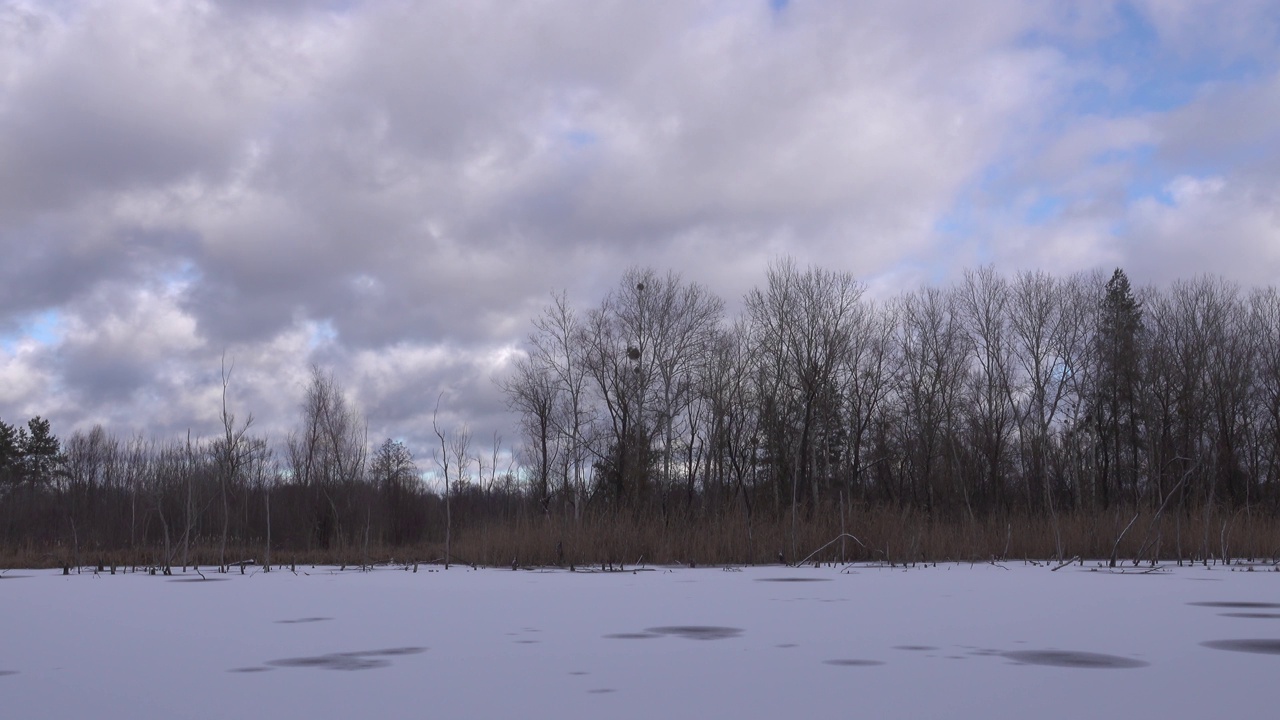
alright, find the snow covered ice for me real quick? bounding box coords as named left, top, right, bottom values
left=3, top=562, right=1278, bottom=719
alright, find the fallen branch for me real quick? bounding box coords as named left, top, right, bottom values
left=797, top=533, right=869, bottom=568
left=1051, top=556, right=1080, bottom=572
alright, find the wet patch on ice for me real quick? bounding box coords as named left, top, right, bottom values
left=1188, top=601, right=1280, bottom=609
left=823, top=659, right=884, bottom=667
left=275, top=617, right=331, bottom=624
left=1219, top=613, right=1280, bottom=619
left=606, top=626, right=743, bottom=641
left=646, top=626, right=743, bottom=640
left=894, top=645, right=937, bottom=651
left=265, top=646, right=427, bottom=671
left=1002, top=650, right=1148, bottom=668
left=755, top=577, right=830, bottom=583
left=1201, top=639, right=1280, bottom=655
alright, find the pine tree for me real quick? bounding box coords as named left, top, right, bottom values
left=1093, top=269, right=1144, bottom=508
left=0, top=419, right=20, bottom=487
left=21, top=416, right=64, bottom=486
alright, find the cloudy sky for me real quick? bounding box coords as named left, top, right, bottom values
left=1, top=0, right=1278, bottom=466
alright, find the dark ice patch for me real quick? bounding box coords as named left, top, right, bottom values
left=1220, top=613, right=1280, bottom=619
left=588, top=688, right=617, bottom=694
left=228, top=667, right=273, bottom=673
left=569, top=671, right=589, bottom=675
left=603, top=632, right=660, bottom=640
left=266, top=647, right=426, bottom=671
left=1002, top=650, right=1148, bottom=668
left=1188, top=601, right=1280, bottom=609
left=0, top=670, right=17, bottom=677
left=894, top=645, right=937, bottom=651
left=646, top=626, right=743, bottom=640
left=1201, top=639, right=1280, bottom=655
left=824, top=659, right=884, bottom=666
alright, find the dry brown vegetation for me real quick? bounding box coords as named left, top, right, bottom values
left=6, top=505, right=1280, bottom=571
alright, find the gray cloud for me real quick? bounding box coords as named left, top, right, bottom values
left=1, top=0, right=1278, bottom=465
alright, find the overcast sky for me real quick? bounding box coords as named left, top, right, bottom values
left=1, top=0, right=1278, bottom=468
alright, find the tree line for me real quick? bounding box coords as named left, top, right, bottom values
left=0, top=366, right=501, bottom=570
left=3, top=261, right=1280, bottom=568
left=505, top=262, right=1280, bottom=558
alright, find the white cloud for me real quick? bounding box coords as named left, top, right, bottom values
left=1, top=0, right=1278, bottom=458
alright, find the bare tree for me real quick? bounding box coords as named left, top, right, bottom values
left=894, top=286, right=968, bottom=514
left=956, top=266, right=1016, bottom=512
left=287, top=365, right=366, bottom=551
left=432, top=396, right=457, bottom=569
left=213, top=354, right=254, bottom=572
left=501, top=355, right=560, bottom=514
left=746, top=258, right=863, bottom=555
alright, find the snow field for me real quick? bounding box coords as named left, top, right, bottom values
left=3, top=562, right=1278, bottom=719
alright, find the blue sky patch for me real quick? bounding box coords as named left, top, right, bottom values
left=0, top=309, right=62, bottom=353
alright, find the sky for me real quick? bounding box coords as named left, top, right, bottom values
left=1, top=0, right=1279, bottom=469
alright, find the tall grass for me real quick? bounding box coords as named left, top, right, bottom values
left=5, top=504, right=1278, bottom=570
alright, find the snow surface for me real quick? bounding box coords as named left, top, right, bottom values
left=3, top=561, right=1278, bottom=719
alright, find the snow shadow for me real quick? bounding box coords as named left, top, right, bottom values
left=755, top=577, right=831, bottom=582
left=1219, top=613, right=1280, bottom=619
left=168, top=577, right=229, bottom=583
left=1002, top=650, right=1148, bottom=668
left=1201, top=639, right=1280, bottom=655
left=647, top=626, right=743, bottom=640
left=1188, top=601, right=1280, bottom=609
left=824, top=659, right=884, bottom=667
left=604, top=626, right=743, bottom=641
left=264, top=647, right=427, bottom=671
left=274, top=617, right=332, bottom=624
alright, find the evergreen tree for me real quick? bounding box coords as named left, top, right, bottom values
left=21, top=416, right=64, bottom=486
left=1093, top=269, right=1144, bottom=508
left=0, top=419, right=20, bottom=487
